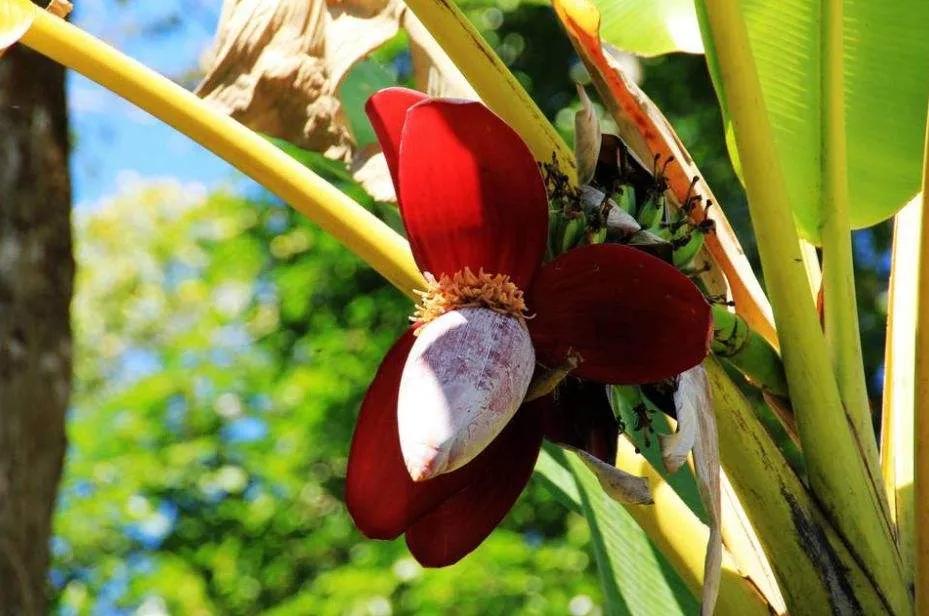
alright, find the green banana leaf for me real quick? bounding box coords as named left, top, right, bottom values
left=592, top=0, right=929, bottom=240
left=341, top=59, right=397, bottom=149
left=535, top=444, right=698, bottom=616
left=591, top=0, right=704, bottom=57
left=693, top=0, right=929, bottom=241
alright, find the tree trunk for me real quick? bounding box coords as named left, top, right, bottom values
left=0, top=23, right=73, bottom=616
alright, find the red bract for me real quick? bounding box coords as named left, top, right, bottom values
left=346, top=87, right=712, bottom=567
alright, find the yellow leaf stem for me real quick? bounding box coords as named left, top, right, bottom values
left=20, top=9, right=424, bottom=299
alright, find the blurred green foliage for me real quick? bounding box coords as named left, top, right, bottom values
left=55, top=181, right=602, bottom=614
left=52, top=0, right=894, bottom=612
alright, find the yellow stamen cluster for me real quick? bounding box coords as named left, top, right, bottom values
left=412, top=267, right=529, bottom=326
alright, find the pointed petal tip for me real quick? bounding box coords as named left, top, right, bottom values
left=397, top=101, right=549, bottom=286
left=407, top=467, right=431, bottom=483
left=403, top=442, right=449, bottom=482
left=364, top=87, right=427, bottom=121
left=365, top=87, right=429, bottom=192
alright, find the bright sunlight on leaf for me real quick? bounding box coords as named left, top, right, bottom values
left=594, top=0, right=703, bottom=57
left=696, top=0, right=929, bottom=241
left=0, top=0, right=36, bottom=54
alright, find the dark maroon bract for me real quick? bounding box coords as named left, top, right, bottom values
left=345, top=87, right=711, bottom=567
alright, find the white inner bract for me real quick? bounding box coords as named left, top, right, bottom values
left=397, top=306, right=535, bottom=481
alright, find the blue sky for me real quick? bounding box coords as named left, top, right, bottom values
left=69, top=0, right=234, bottom=205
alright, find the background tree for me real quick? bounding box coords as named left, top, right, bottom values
left=0, top=4, right=73, bottom=613
left=54, top=179, right=607, bottom=614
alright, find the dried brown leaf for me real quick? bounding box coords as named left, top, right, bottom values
left=574, top=85, right=601, bottom=185
left=605, top=206, right=640, bottom=238
left=46, top=0, right=72, bottom=18
left=658, top=388, right=698, bottom=473
left=197, top=0, right=473, bottom=202
left=667, top=365, right=722, bottom=616
left=659, top=366, right=722, bottom=614
left=196, top=0, right=404, bottom=160
left=351, top=147, right=396, bottom=202
left=565, top=445, right=653, bottom=505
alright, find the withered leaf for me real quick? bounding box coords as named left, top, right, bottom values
left=350, top=148, right=395, bottom=203
left=565, top=445, right=653, bottom=505
left=574, top=85, right=602, bottom=185
left=197, top=0, right=396, bottom=160
left=658, top=391, right=697, bottom=474
left=197, top=0, right=474, bottom=202
left=605, top=206, right=640, bottom=239
left=662, top=365, right=721, bottom=616
left=46, top=0, right=72, bottom=18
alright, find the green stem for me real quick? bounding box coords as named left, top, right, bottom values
left=700, top=1, right=909, bottom=612
left=819, top=0, right=890, bottom=529
left=711, top=305, right=788, bottom=397
left=706, top=358, right=894, bottom=614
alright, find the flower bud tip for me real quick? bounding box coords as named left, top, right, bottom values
left=397, top=307, right=535, bottom=480
left=403, top=442, right=448, bottom=482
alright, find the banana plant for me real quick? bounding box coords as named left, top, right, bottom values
left=4, top=0, right=929, bottom=614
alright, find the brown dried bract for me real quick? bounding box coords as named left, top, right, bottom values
left=196, top=0, right=402, bottom=160
left=197, top=0, right=476, bottom=201
left=574, top=85, right=601, bottom=185
left=45, top=0, right=72, bottom=18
